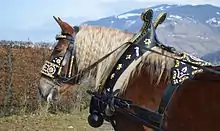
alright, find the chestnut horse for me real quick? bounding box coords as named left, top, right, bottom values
left=38, top=8, right=220, bottom=131
left=163, top=66, right=220, bottom=131
left=87, top=8, right=220, bottom=131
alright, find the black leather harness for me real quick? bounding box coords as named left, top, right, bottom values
left=86, top=9, right=216, bottom=131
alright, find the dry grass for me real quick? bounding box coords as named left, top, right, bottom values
left=0, top=42, right=92, bottom=115
left=0, top=42, right=111, bottom=130
left=0, top=44, right=50, bottom=115
left=0, top=109, right=113, bottom=131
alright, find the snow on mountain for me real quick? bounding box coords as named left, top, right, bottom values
left=117, top=13, right=140, bottom=19
left=206, top=17, right=220, bottom=27
left=82, top=4, right=220, bottom=57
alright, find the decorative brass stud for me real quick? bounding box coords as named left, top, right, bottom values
left=117, top=64, right=122, bottom=70
left=126, top=54, right=131, bottom=59
left=48, top=66, right=55, bottom=74
left=110, top=73, right=115, bottom=79
left=144, top=38, right=151, bottom=45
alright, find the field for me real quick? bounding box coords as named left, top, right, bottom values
left=0, top=42, right=50, bottom=114
left=0, top=109, right=113, bottom=131
left=0, top=41, right=108, bottom=130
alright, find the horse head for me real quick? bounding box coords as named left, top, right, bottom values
left=38, top=16, right=80, bottom=110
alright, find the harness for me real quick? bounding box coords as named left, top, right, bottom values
left=86, top=9, right=218, bottom=131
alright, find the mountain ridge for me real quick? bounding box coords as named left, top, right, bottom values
left=82, top=4, right=220, bottom=58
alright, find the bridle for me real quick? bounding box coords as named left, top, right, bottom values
left=40, top=31, right=79, bottom=86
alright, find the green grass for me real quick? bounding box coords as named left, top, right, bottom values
left=0, top=109, right=113, bottom=131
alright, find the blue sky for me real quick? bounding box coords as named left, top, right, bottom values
left=0, top=0, right=220, bottom=42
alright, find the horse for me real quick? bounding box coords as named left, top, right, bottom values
left=38, top=8, right=167, bottom=111
left=86, top=8, right=220, bottom=131
left=38, top=15, right=134, bottom=111
left=38, top=8, right=220, bottom=131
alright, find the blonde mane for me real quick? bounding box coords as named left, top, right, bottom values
left=74, top=25, right=133, bottom=69
left=118, top=47, right=176, bottom=93
left=74, top=25, right=132, bottom=85
left=74, top=25, right=177, bottom=91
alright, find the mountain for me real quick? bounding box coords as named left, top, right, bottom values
left=201, top=50, right=220, bottom=65
left=82, top=4, right=220, bottom=58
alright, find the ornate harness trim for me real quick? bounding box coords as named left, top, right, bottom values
left=41, top=57, right=63, bottom=78
left=98, top=9, right=154, bottom=93
left=40, top=34, right=77, bottom=83
left=171, top=53, right=212, bottom=86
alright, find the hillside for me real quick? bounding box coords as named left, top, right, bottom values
left=201, top=50, right=220, bottom=65
left=83, top=4, right=220, bottom=58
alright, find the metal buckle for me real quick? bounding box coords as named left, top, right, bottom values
left=55, top=34, right=67, bottom=40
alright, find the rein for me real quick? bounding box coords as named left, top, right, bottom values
left=58, top=40, right=220, bottom=85
left=87, top=90, right=163, bottom=131
left=61, top=42, right=131, bottom=83
left=53, top=19, right=220, bottom=86
left=135, top=43, right=220, bottom=75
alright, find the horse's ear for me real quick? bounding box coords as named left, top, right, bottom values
left=58, top=17, right=62, bottom=21
left=73, top=26, right=80, bottom=34
left=53, top=16, right=75, bottom=35
left=53, top=16, right=63, bottom=27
